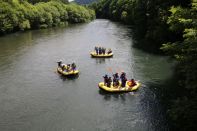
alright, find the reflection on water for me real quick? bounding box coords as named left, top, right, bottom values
left=99, top=89, right=127, bottom=102
left=95, top=58, right=106, bottom=64
left=58, top=73, right=79, bottom=81
left=0, top=19, right=174, bottom=131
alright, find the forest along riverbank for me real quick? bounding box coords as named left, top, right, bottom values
left=0, top=0, right=95, bottom=35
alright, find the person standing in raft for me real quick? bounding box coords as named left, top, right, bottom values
left=103, top=48, right=106, bottom=54
left=101, top=47, right=104, bottom=54
left=103, top=75, right=108, bottom=86
left=113, top=76, right=117, bottom=87
left=95, top=46, right=98, bottom=55
left=71, top=62, right=76, bottom=72
left=120, top=72, right=127, bottom=87
left=113, top=73, right=119, bottom=87
left=107, top=77, right=112, bottom=87
left=98, top=47, right=102, bottom=55
left=120, top=72, right=125, bottom=80
left=57, top=61, right=62, bottom=68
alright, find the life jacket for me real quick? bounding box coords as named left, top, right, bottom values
left=128, top=81, right=133, bottom=87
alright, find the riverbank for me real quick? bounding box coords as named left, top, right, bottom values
left=0, top=0, right=95, bottom=35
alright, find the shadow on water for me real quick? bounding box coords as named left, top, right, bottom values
left=95, top=58, right=106, bottom=64
left=92, top=57, right=113, bottom=64
left=58, top=74, right=79, bottom=81
left=114, top=24, right=165, bottom=55
left=98, top=89, right=127, bottom=102
left=132, top=40, right=165, bottom=55
left=110, top=23, right=164, bottom=55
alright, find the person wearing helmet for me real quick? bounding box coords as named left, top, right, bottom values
left=71, top=62, right=76, bottom=72
left=113, top=73, right=119, bottom=87
left=103, top=74, right=108, bottom=86
left=57, top=61, right=63, bottom=68
left=120, top=72, right=127, bottom=87
left=107, top=77, right=112, bottom=87
left=95, top=46, right=98, bottom=55
left=107, top=48, right=112, bottom=54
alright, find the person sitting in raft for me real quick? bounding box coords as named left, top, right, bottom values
left=107, top=77, right=112, bottom=87
left=62, top=64, right=66, bottom=71
left=57, top=61, right=65, bottom=71
left=71, top=62, right=76, bottom=72
left=120, top=72, right=127, bottom=87
left=128, top=79, right=136, bottom=87
left=66, top=64, right=71, bottom=72
left=107, top=48, right=112, bottom=54
left=103, top=75, right=108, bottom=86
left=95, top=46, right=98, bottom=55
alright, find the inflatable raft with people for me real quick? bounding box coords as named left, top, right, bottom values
left=98, top=81, right=141, bottom=92
left=90, top=46, right=113, bottom=58
left=57, top=61, right=79, bottom=76
left=90, top=52, right=113, bottom=58
left=57, top=67, right=79, bottom=76
left=99, top=72, right=141, bottom=92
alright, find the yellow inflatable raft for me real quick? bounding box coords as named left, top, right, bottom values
left=98, top=81, right=141, bottom=92
left=90, top=52, right=113, bottom=58
left=57, top=67, right=79, bottom=76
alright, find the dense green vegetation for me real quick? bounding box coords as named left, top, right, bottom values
left=0, top=0, right=95, bottom=35
left=91, top=0, right=197, bottom=130
left=161, top=3, right=197, bottom=130
left=91, top=0, right=191, bottom=50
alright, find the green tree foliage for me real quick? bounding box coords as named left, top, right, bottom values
left=161, top=2, right=197, bottom=129
left=91, top=0, right=191, bottom=49
left=0, top=0, right=95, bottom=34
left=66, top=3, right=95, bottom=23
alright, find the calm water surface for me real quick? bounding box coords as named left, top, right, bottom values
left=0, top=20, right=173, bottom=131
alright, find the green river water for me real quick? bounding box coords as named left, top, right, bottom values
left=0, top=19, right=174, bottom=131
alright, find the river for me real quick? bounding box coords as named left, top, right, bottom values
left=0, top=19, right=174, bottom=131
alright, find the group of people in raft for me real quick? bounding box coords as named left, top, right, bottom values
left=103, top=72, right=136, bottom=88
left=57, top=48, right=136, bottom=88
left=57, top=61, right=76, bottom=72
left=94, top=46, right=112, bottom=55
